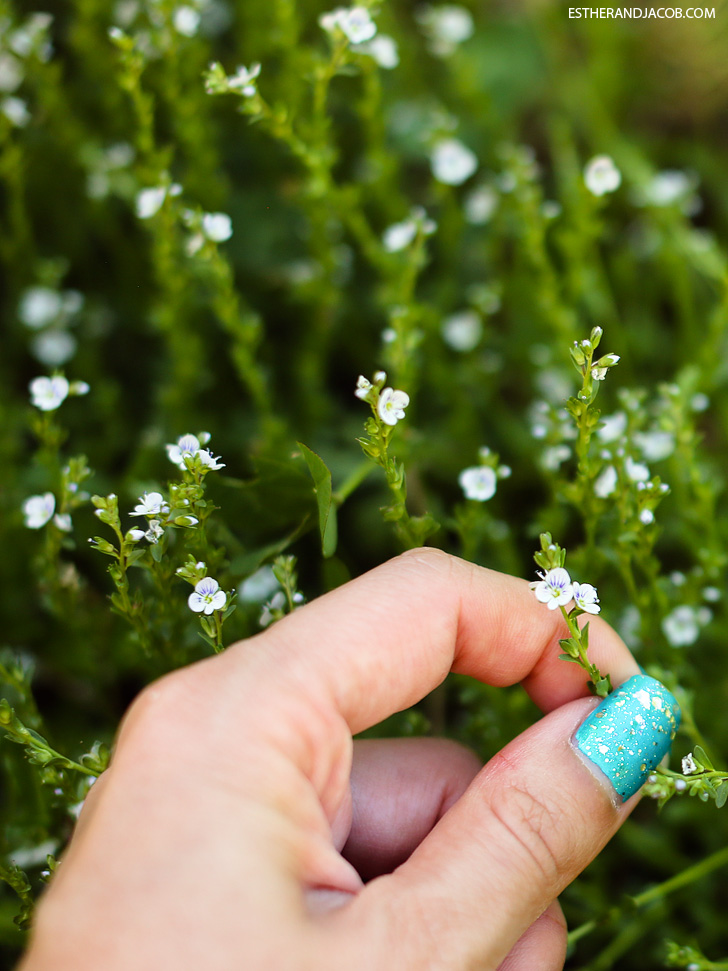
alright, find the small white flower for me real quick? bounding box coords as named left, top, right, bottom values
left=703, top=586, right=721, bottom=603
left=53, top=513, right=72, bottom=532
left=69, top=380, right=90, bottom=396
left=382, top=218, right=417, bottom=253
left=135, top=186, right=167, bottom=219
left=572, top=581, right=600, bottom=614
left=143, top=519, right=163, bottom=543
left=239, top=566, right=280, bottom=603
left=373, top=370, right=387, bottom=384
left=594, top=465, right=618, bottom=498
left=227, top=63, right=261, bottom=96
left=597, top=411, right=627, bottom=443
left=355, top=375, right=372, bottom=399
left=541, top=200, right=562, bottom=220
left=202, top=212, right=233, bottom=242
left=127, top=528, right=146, bottom=542
left=459, top=466, right=497, bottom=502
left=22, top=493, right=55, bottom=529
left=634, top=430, right=674, bottom=462
left=532, top=568, right=573, bottom=611
left=31, top=331, right=77, bottom=367
left=173, top=5, right=200, bottom=36
left=166, top=433, right=201, bottom=468
left=431, top=138, right=478, bottom=186
left=188, top=576, right=227, bottom=614
left=259, top=590, right=287, bottom=627
left=0, top=53, right=23, bottom=93
left=591, top=367, right=607, bottom=381
left=18, top=286, right=62, bottom=328
left=625, top=456, right=650, bottom=482
left=320, top=6, right=377, bottom=44
left=584, top=155, right=621, bottom=196
left=130, top=492, right=169, bottom=517
left=176, top=515, right=199, bottom=527
left=682, top=753, right=697, bottom=775
left=354, top=34, right=398, bottom=68
left=196, top=449, right=225, bottom=470
left=662, top=605, right=701, bottom=647
left=29, top=375, right=70, bottom=411
left=1, top=96, right=30, bottom=127
left=416, top=4, right=474, bottom=56
left=639, top=508, right=654, bottom=525
left=464, top=185, right=498, bottom=224
left=377, top=387, right=410, bottom=425
left=541, top=445, right=571, bottom=471
left=441, top=310, right=482, bottom=352
left=644, top=170, right=693, bottom=207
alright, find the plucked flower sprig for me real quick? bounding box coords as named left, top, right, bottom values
left=531, top=533, right=613, bottom=697
left=355, top=371, right=438, bottom=548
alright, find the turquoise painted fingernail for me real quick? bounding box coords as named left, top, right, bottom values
left=574, top=675, right=681, bottom=802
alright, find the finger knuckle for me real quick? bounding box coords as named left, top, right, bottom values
left=487, top=780, right=565, bottom=893
left=117, top=667, right=200, bottom=751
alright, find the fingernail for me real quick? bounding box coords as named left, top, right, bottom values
left=574, top=675, right=681, bottom=802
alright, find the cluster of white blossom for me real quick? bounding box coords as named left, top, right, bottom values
left=382, top=206, right=436, bottom=253
left=355, top=372, right=410, bottom=427
left=532, top=568, right=601, bottom=614
left=583, top=155, right=621, bottom=196
left=458, top=447, right=511, bottom=502
left=430, top=137, right=478, bottom=186
left=0, top=11, right=53, bottom=129
left=18, top=289, right=85, bottom=367
left=415, top=5, right=474, bottom=57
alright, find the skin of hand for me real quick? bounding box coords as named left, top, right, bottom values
left=20, top=549, right=641, bottom=971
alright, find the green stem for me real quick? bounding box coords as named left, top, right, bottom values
left=334, top=460, right=375, bottom=505
left=567, top=846, right=728, bottom=949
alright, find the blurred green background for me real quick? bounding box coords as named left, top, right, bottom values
left=2, top=0, right=728, bottom=966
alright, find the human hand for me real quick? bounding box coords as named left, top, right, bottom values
left=20, top=550, right=677, bottom=970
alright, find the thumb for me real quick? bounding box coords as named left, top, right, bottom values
left=347, top=675, right=679, bottom=970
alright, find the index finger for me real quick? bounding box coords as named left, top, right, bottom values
left=233, top=548, right=639, bottom=735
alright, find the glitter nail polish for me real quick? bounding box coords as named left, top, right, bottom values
left=574, top=675, right=681, bottom=801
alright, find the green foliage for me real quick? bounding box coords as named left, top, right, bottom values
left=2, top=0, right=728, bottom=966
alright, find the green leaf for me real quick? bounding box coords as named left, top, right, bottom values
left=298, top=443, right=338, bottom=558
left=715, top=782, right=728, bottom=809
left=558, top=654, right=581, bottom=663
left=694, top=745, right=715, bottom=771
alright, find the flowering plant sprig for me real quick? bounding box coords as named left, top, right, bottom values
left=644, top=744, right=728, bottom=810
left=453, top=447, right=512, bottom=562
left=566, top=327, right=620, bottom=479
left=178, top=561, right=235, bottom=647
left=258, top=556, right=305, bottom=628
left=89, top=433, right=228, bottom=657
left=531, top=533, right=612, bottom=697
left=665, top=940, right=728, bottom=969
left=355, top=371, right=438, bottom=548
left=0, top=699, right=107, bottom=779
left=177, top=557, right=236, bottom=653
left=0, top=863, right=34, bottom=930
